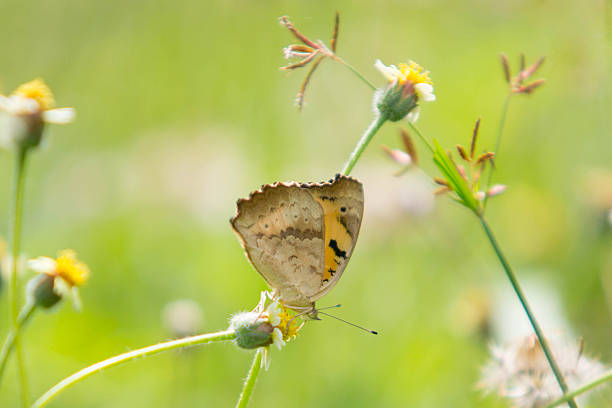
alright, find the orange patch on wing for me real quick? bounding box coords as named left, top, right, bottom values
left=313, top=196, right=353, bottom=284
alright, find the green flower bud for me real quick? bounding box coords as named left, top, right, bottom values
left=26, top=273, right=62, bottom=309
left=230, top=312, right=275, bottom=350
left=375, top=86, right=418, bottom=122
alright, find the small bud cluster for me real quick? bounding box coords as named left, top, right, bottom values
left=500, top=53, right=546, bottom=95
left=432, top=119, right=504, bottom=215
left=279, top=14, right=340, bottom=110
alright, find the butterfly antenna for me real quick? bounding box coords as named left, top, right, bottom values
left=317, top=304, right=342, bottom=311
left=318, top=311, right=378, bottom=335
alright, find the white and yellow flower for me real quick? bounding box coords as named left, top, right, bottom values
left=0, top=78, right=75, bottom=149
left=27, top=249, right=89, bottom=310
left=232, top=291, right=302, bottom=370
left=374, top=59, right=435, bottom=122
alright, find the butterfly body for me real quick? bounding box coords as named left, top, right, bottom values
left=231, top=174, right=364, bottom=313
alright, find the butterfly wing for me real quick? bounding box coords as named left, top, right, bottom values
left=231, top=182, right=326, bottom=310
left=301, top=175, right=364, bottom=302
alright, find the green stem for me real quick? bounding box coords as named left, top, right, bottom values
left=334, top=57, right=377, bottom=90
left=32, top=329, right=236, bottom=408
left=406, top=121, right=434, bottom=153
left=479, top=216, right=577, bottom=408
left=545, top=369, right=612, bottom=407
left=8, top=147, right=29, bottom=406
left=342, top=113, right=388, bottom=175
left=483, top=93, right=511, bottom=210
left=235, top=349, right=263, bottom=408
left=0, top=302, right=36, bottom=388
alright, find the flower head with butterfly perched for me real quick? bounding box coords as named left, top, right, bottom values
left=231, top=174, right=364, bottom=320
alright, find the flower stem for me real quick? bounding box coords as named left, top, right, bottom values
left=235, top=349, right=263, bottom=408
left=0, top=302, right=36, bottom=388
left=545, top=368, right=612, bottom=407
left=31, top=329, right=236, bottom=408
left=483, top=93, right=511, bottom=211
left=342, top=113, right=388, bottom=175
left=479, top=216, right=578, bottom=408
left=406, top=121, right=434, bottom=153
left=333, top=57, right=377, bottom=91
left=8, top=146, right=29, bottom=407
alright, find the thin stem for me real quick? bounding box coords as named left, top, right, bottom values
left=483, top=93, right=511, bottom=210
left=8, top=147, right=29, bottom=406
left=235, top=350, right=263, bottom=408
left=479, top=216, right=578, bottom=408
left=333, top=57, right=377, bottom=91
left=0, top=302, right=36, bottom=387
left=32, top=329, right=236, bottom=408
left=406, top=121, right=434, bottom=153
left=342, top=113, right=388, bottom=175
left=545, top=369, right=612, bottom=408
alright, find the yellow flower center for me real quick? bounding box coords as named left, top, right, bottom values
left=13, top=78, right=55, bottom=110
left=277, top=309, right=303, bottom=340
left=397, top=61, right=433, bottom=86
left=55, top=249, right=89, bottom=287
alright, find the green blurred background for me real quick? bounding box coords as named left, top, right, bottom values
left=0, top=0, right=610, bottom=406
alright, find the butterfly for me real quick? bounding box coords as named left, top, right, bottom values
left=231, top=174, right=364, bottom=318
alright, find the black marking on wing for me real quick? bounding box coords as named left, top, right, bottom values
left=319, top=195, right=336, bottom=202
left=328, top=239, right=347, bottom=259
left=322, top=278, right=330, bottom=283
left=328, top=268, right=336, bottom=276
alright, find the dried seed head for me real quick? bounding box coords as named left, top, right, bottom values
left=331, top=11, right=340, bottom=53
left=456, top=144, right=470, bottom=161
left=500, top=54, right=511, bottom=83
left=434, top=186, right=452, bottom=195
left=433, top=177, right=449, bottom=187
left=470, top=118, right=481, bottom=159
left=475, top=151, right=495, bottom=165
left=279, top=13, right=341, bottom=110
left=522, top=56, right=546, bottom=80
left=516, top=79, right=546, bottom=95
left=400, top=128, right=418, bottom=165
left=503, top=53, right=546, bottom=95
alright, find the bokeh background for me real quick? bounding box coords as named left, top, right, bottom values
left=0, top=0, right=610, bottom=406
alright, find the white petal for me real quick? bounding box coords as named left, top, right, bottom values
left=406, top=108, right=420, bottom=123
left=267, top=301, right=282, bottom=326
left=272, top=327, right=285, bottom=350
left=53, top=276, right=72, bottom=299
left=261, top=348, right=271, bottom=370
left=374, top=59, right=400, bottom=82
left=7, top=95, right=39, bottom=115
left=0, top=95, right=11, bottom=112
left=27, top=257, right=57, bottom=274
left=43, top=108, right=75, bottom=124
left=71, top=286, right=83, bottom=312
left=415, top=83, right=436, bottom=102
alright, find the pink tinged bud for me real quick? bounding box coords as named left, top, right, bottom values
left=382, top=145, right=412, bottom=166
left=487, top=184, right=507, bottom=197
